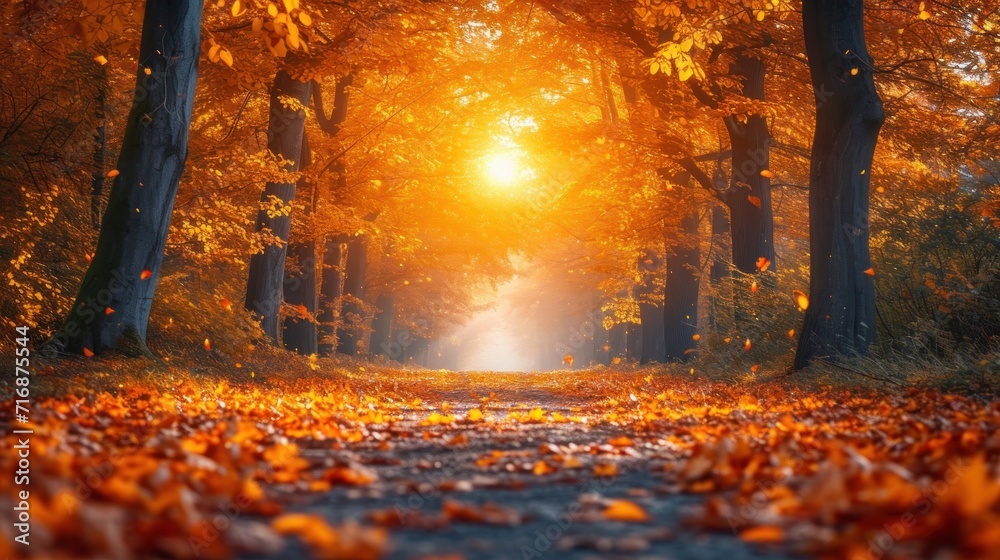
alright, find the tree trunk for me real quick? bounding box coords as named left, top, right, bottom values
left=638, top=250, right=664, bottom=363
left=709, top=205, right=730, bottom=328
left=369, top=293, right=393, bottom=359
left=337, top=236, right=367, bottom=356
left=282, top=131, right=317, bottom=355
left=43, top=0, right=202, bottom=357
left=317, top=235, right=345, bottom=356
left=245, top=70, right=312, bottom=343
left=795, top=0, right=884, bottom=369
left=89, top=61, right=107, bottom=229
left=663, top=212, right=700, bottom=361
left=725, top=54, right=775, bottom=276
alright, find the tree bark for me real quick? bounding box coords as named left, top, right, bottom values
left=317, top=235, right=345, bottom=356
left=245, top=70, right=312, bottom=342
left=709, top=205, right=730, bottom=328
left=795, top=0, right=884, bottom=369
left=337, top=236, right=367, bottom=356
left=43, top=0, right=202, bottom=357
left=89, top=61, right=107, bottom=229
left=663, top=212, right=700, bottom=361
left=281, top=131, right=317, bottom=355
left=725, top=54, right=775, bottom=275
left=369, top=293, right=393, bottom=359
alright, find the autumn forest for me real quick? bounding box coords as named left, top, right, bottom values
left=1, top=0, right=1000, bottom=558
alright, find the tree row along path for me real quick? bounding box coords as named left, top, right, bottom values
left=3, top=367, right=998, bottom=559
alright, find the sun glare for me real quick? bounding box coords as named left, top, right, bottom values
left=484, top=152, right=519, bottom=186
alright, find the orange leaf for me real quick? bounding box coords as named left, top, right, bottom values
left=532, top=461, right=556, bottom=475
left=106, top=169, right=120, bottom=178
left=220, top=297, right=233, bottom=311
left=755, top=257, right=770, bottom=272
left=744, top=338, right=752, bottom=351
left=140, top=270, right=152, bottom=280
left=740, top=525, right=784, bottom=543
left=593, top=463, right=618, bottom=477
left=83, top=347, right=94, bottom=357
left=105, top=307, right=114, bottom=315
left=603, top=500, right=650, bottom=523
left=203, top=338, right=211, bottom=351
left=864, top=267, right=876, bottom=277
left=608, top=436, right=633, bottom=447
left=748, top=195, right=762, bottom=208
left=759, top=169, right=774, bottom=178
left=792, top=290, right=809, bottom=311
left=751, top=280, right=758, bottom=293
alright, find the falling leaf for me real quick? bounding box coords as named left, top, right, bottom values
left=744, top=338, right=752, bottom=351
left=467, top=408, right=484, bottom=422
left=94, top=55, right=108, bottom=65
left=106, top=169, right=120, bottom=178
left=83, top=347, right=94, bottom=357
left=792, top=290, right=809, bottom=311
left=204, top=338, right=211, bottom=351
left=220, top=298, right=233, bottom=311
left=864, top=267, right=876, bottom=277
left=562, top=354, right=574, bottom=367
left=755, top=257, right=770, bottom=272
left=140, top=270, right=153, bottom=280
left=692, top=334, right=701, bottom=341
left=748, top=195, right=762, bottom=208
left=759, top=169, right=774, bottom=178
left=788, top=329, right=796, bottom=338
left=105, top=307, right=114, bottom=315
left=850, top=67, right=859, bottom=76
left=751, top=281, right=758, bottom=294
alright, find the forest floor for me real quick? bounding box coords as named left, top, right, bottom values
left=2, top=363, right=1000, bottom=559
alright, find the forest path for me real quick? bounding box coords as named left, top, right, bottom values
left=266, top=369, right=789, bottom=560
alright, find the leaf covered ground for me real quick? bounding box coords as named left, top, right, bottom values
left=2, top=365, right=999, bottom=560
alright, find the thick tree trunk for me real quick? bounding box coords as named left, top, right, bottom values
left=43, top=0, right=202, bottom=357
left=282, top=132, right=317, bottom=355
left=663, top=212, right=700, bottom=361
left=369, top=293, right=393, bottom=359
left=317, top=235, right=345, bottom=356
left=795, top=0, right=884, bottom=369
left=90, top=62, right=107, bottom=229
left=725, top=54, right=775, bottom=276
left=337, top=236, right=367, bottom=356
left=708, top=205, right=730, bottom=328
left=245, top=71, right=312, bottom=342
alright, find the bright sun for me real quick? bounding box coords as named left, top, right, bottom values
left=484, top=152, right=519, bottom=186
